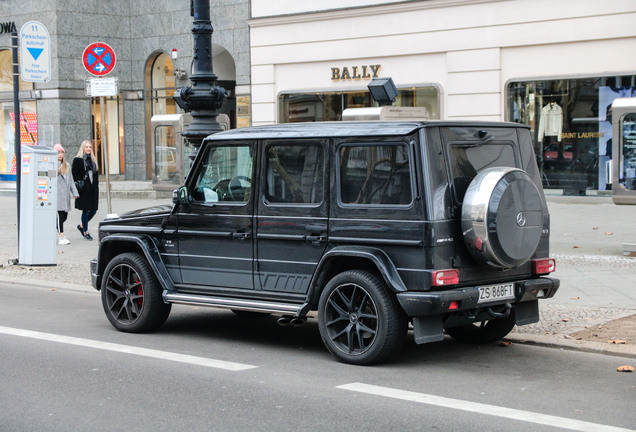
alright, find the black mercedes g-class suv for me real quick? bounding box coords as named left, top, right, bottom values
left=91, top=120, right=559, bottom=365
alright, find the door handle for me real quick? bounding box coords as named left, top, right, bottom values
left=305, top=234, right=326, bottom=244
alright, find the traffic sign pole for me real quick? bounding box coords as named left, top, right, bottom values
left=99, top=96, right=111, bottom=214
left=12, top=31, right=21, bottom=261
left=82, top=42, right=117, bottom=214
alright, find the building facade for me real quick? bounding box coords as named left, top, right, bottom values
left=249, top=0, right=636, bottom=194
left=0, top=0, right=250, bottom=186
left=2, top=0, right=635, bottom=196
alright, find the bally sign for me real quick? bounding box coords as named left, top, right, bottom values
left=331, top=65, right=381, bottom=81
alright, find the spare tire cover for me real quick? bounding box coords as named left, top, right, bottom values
left=461, top=167, right=543, bottom=269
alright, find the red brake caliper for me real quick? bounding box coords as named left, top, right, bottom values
left=136, top=277, right=143, bottom=308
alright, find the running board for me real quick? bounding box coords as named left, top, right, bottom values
left=164, top=292, right=305, bottom=315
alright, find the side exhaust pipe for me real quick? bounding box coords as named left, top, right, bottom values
left=277, top=316, right=292, bottom=326
left=277, top=315, right=307, bottom=327
left=290, top=317, right=307, bottom=327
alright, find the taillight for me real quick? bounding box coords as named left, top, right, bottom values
left=432, top=269, right=459, bottom=286
left=532, top=258, right=556, bottom=275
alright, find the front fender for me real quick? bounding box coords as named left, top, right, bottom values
left=95, top=234, right=174, bottom=293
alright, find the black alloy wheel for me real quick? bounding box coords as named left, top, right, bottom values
left=101, top=252, right=171, bottom=333
left=318, top=270, right=407, bottom=365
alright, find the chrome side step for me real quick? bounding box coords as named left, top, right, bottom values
left=164, top=292, right=305, bottom=315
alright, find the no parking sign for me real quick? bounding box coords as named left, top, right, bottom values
left=82, top=42, right=116, bottom=76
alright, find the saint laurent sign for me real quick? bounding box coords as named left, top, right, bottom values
left=331, top=65, right=381, bottom=80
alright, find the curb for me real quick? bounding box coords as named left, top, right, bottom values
left=506, top=333, right=636, bottom=359
left=0, top=275, right=95, bottom=294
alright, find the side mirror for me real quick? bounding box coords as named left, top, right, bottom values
left=173, top=186, right=191, bottom=210
left=179, top=186, right=189, bottom=204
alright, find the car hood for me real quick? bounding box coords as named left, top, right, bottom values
left=119, top=204, right=174, bottom=218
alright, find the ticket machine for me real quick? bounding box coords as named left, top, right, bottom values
left=19, top=145, right=57, bottom=265
left=611, top=97, right=636, bottom=255
left=611, top=97, right=636, bottom=205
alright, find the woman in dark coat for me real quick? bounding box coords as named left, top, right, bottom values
left=72, top=140, right=99, bottom=241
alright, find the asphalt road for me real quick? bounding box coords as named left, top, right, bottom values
left=1, top=282, right=634, bottom=432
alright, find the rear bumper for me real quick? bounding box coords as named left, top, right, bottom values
left=396, top=277, right=559, bottom=317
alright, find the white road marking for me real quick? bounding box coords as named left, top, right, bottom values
left=337, top=382, right=634, bottom=432
left=0, top=326, right=257, bottom=372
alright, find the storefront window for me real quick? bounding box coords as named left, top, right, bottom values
left=144, top=52, right=176, bottom=179
left=1, top=49, right=36, bottom=180
left=279, top=86, right=440, bottom=123
left=507, top=75, right=636, bottom=193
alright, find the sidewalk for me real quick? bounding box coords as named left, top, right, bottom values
left=0, top=192, right=635, bottom=358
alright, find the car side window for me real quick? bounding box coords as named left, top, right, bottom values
left=338, top=143, right=413, bottom=205
left=191, top=145, right=253, bottom=203
left=264, top=143, right=324, bottom=204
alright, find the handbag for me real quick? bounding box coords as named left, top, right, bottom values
left=75, top=175, right=88, bottom=193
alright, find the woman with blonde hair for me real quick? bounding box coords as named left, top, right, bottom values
left=72, top=140, right=99, bottom=240
left=54, top=144, right=79, bottom=244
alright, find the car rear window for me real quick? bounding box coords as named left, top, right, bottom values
left=447, top=141, right=517, bottom=203
left=439, top=127, right=522, bottom=203
left=338, top=143, right=413, bottom=206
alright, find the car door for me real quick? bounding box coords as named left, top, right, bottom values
left=255, top=140, right=328, bottom=295
left=177, top=142, right=255, bottom=291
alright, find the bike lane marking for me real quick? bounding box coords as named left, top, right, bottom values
left=0, top=325, right=257, bottom=372
left=337, top=382, right=634, bottom=432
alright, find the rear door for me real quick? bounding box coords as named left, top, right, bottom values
left=255, top=139, right=328, bottom=295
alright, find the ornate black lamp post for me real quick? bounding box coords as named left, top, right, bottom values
left=174, top=0, right=228, bottom=162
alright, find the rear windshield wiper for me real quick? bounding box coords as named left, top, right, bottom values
left=453, top=130, right=495, bottom=147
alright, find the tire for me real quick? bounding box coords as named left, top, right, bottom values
left=317, top=270, right=407, bottom=365
left=461, top=167, right=544, bottom=269
left=101, top=252, right=171, bottom=333
left=445, top=310, right=516, bottom=344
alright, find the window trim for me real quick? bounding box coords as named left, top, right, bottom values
left=336, top=141, right=416, bottom=208
left=261, top=140, right=326, bottom=208
left=189, top=142, right=254, bottom=206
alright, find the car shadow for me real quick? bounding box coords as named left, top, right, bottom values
left=156, top=305, right=524, bottom=367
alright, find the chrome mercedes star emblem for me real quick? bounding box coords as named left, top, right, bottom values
left=516, top=212, right=527, bottom=227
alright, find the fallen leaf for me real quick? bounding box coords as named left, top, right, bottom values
left=499, top=341, right=511, bottom=347
left=562, top=318, right=569, bottom=322
left=571, top=297, right=580, bottom=300
left=608, top=340, right=627, bottom=344
left=592, top=227, right=599, bottom=230
left=605, top=232, right=613, bottom=235
left=617, top=365, right=634, bottom=372
left=572, top=246, right=581, bottom=249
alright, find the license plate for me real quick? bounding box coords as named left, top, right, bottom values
left=477, top=283, right=515, bottom=304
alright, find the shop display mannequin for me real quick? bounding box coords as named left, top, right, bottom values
left=538, top=101, right=563, bottom=142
